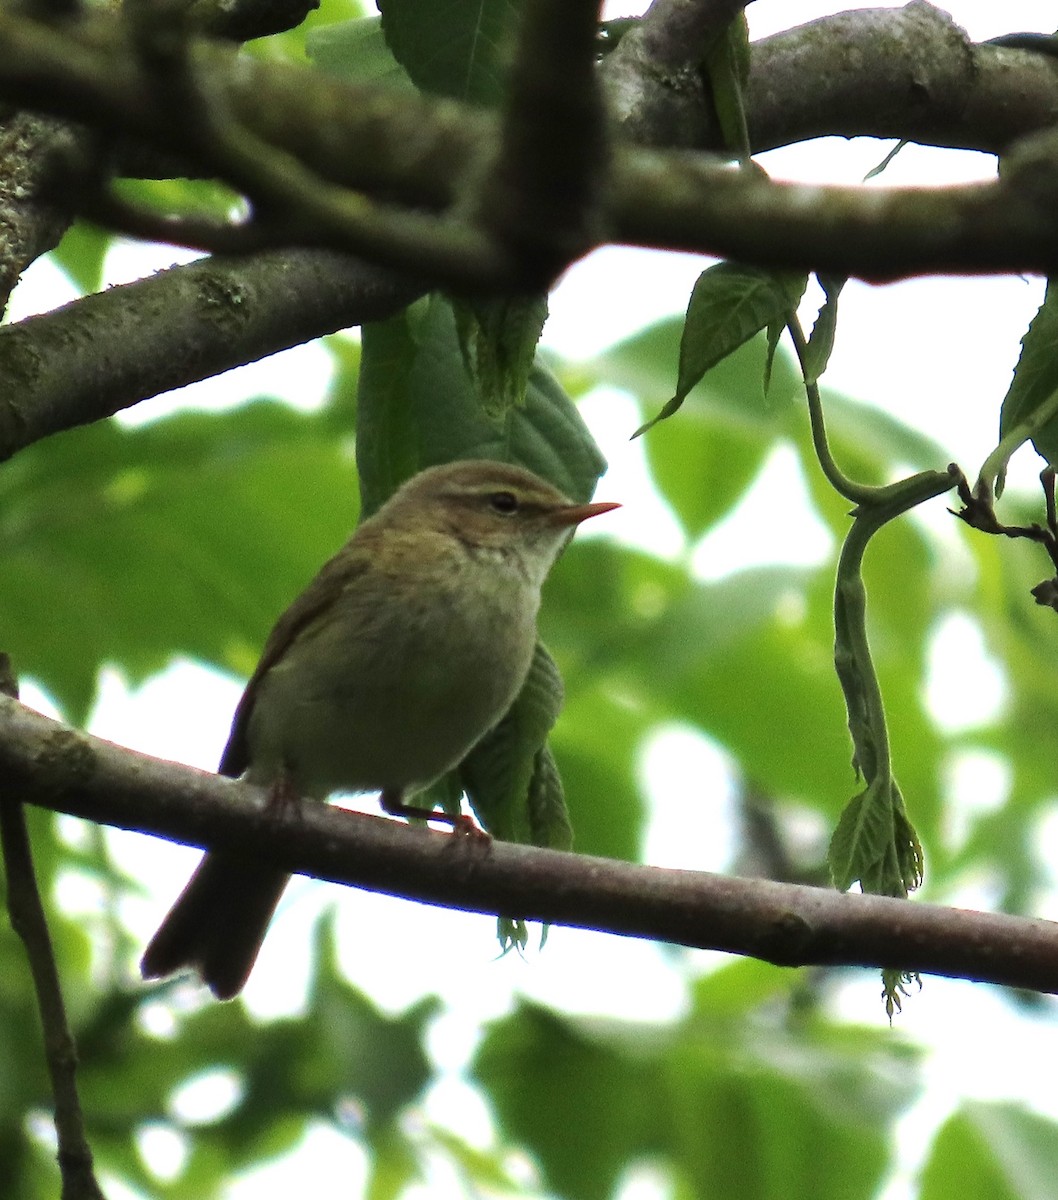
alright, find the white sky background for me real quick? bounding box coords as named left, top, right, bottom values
left=12, top=2, right=1058, bottom=1197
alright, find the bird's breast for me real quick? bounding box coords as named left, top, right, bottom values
left=244, top=547, right=540, bottom=798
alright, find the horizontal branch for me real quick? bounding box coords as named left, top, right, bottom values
left=610, top=151, right=1058, bottom=279
left=0, top=6, right=1055, bottom=290
left=747, top=4, right=1058, bottom=156
left=4, top=695, right=1058, bottom=995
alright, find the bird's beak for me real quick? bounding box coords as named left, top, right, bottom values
left=550, top=500, right=621, bottom=527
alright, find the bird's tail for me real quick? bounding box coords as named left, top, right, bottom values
left=140, top=853, right=289, bottom=1000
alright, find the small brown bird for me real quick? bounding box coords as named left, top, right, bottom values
left=140, top=460, right=618, bottom=998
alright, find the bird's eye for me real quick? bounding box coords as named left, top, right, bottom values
left=488, top=491, right=519, bottom=515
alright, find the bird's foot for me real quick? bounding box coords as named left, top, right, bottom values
left=380, top=789, right=491, bottom=840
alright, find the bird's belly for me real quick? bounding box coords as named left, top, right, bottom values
left=245, top=598, right=534, bottom=798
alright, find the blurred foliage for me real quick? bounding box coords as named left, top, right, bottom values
left=3, top=1, right=1058, bottom=1198
left=475, top=962, right=919, bottom=1200
left=7, top=296, right=1058, bottom=1194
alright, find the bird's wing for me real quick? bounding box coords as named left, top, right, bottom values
left=218, top=543, right=372, bottom=778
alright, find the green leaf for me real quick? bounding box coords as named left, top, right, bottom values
left=547, top=686, right=646, bottom=862
left=48, top=221, right=111, bottom=295
left=763, top=315, right=785, bottom=395
left=636, top=264, right=808, bottom=434
left=643, top=398, right=774, bottom=539
left=474, top=993, right=919, bottom=1200
left=357, top=295, right=606, bottom=516
left=461, top=644, right=569, bottom=845
left=496, top=916, right=530, bottom=955
left=527, top=743, right=573, bottom=850
left=111, top=177, right=245, bottom=221
left=473, top=1001, right=660, bottom=1200
left=920, top=1102, right=1058, bottom=1200
left=451, top=293, right=549, bottom=417
left=702, top=15, right=752, bottom=161
left=0, top=400, right=360, bottom=721
left=424, top=1125, right=527, bottom=1193
left=306, top=15, right=416, bottom=90
left=802, top=275, right=846, bottom=385
left=828, top=778, right=923, bottom=897
left=378, top=0, right=523, bottom=106
left=999, top=280, right=1058, bottom=469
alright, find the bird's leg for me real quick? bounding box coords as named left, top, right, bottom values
left=379, top=789, right=487, bottom=837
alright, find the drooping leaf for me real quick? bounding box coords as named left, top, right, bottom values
left=636, top=264, right=808, bottom=435
left=461, top=644, right=569, bottom=845
left=802, top=275, right=846, bottom=385
left=999, top=280, right=1058, bottom=471
left=701, top=15, right=752, bottom=161
left=451, top=293, right=549, bottom=417
left=829, top=777, right=923, bottom=898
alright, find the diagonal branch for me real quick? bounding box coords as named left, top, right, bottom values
left=4, top=694, right=1058, bottom=996
left=0, top=248, right=423, bottom=462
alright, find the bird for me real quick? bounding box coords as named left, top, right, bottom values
left=140, top=459, right=618, bottom=999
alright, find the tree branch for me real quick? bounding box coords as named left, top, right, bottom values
left=601, top=0, right=753, bottom=146
left=610, top=152, right=1058, bottom=279
left=746, top=4, right=1055, bottom=155
left=0, top=663, right=105, bottom=1200
left=0, top=113, right=81, bottom=319
left=0, top=248, right=423, bottom=462
left=479, top=0, right=608, bottom=281
left=1, top=4, right=1057, bottom=466
left=3, top=694, right=1058, bottom=996
left=0, top=6, right=1053, bottom=288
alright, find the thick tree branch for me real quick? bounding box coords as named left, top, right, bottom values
left=0, top=6, right=1054, bottom=288
left=601, top=0, right=753, bottom=146
left=747, top=4, right=1058, bottom=155
left=0, top=0, right=344, bottom=317
left=0, top=113, right=80, bottom=318
left=0, top=4, right=1056, bottom=465
left=0, top=248, right=423, bottom=462
left=190, top=0, right=320, bottom=42
left=3, top=695, right=1058, bottom=996
left=610, top=151, right=1058, bottom=279
left=638, top=0, right=752, bottom=70
left=480, top=0, right=609, bottom=281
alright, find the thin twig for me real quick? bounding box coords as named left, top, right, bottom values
left=0, top=661, right=105, bottom=1200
